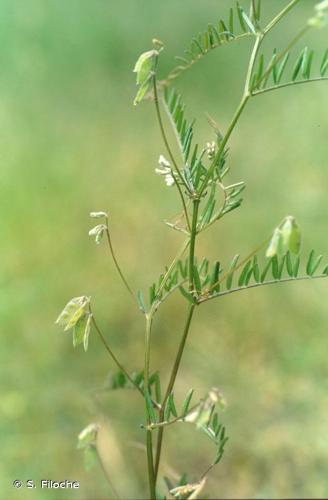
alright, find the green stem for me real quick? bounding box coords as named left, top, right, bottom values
left=152, top=27, right=270, bottom=495
left=90, top=314, right=144, bottom=397
left=199, top=34, right=263, bottom=198
left=144, top=315, right=153, bottom=390
left=154, top=240, right=190, bottom=306
left=154, top=304, right=196, bottom=482
left=254, top=25, right=310, bottom=90
left=250, top=0, right=259, bottom=27
left=144, top=314, right=156, bottom=499
left=159, top=33, right=254, bottom=87
left=263, top=0, right=301, bottom=35
left=146, top=431, right=156, bottom=499
left=207, top=237, right=270, bottom=294
left=105, top=225, right=134, bottom=298
left=252, top=77, right=328, bottom=96
left=199, top=274, right=328, bottom=304
left=198, top=96, right=249, bottom=198
left=244, top=34, right=263, bottom=93
left=189, top=199, right=200, bottom=292
left=152, top=197, right=199, bottom=485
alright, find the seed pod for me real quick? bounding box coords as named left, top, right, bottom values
left=280, top=216, right=301, bottom=254
left=266, top=228, right=282, bottom=257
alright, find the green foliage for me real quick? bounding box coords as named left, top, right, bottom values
left=251, top=46, right=328, bottom=95
left=56, top=1, right=328, bottom=497
left=163, top=88, right=196, bottom=167
left=197, top=247, right=328, bottom=302
left=162, top=1, right=260, bottom=84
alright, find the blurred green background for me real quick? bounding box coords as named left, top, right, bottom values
left=1, top=1, right=328, bottom=498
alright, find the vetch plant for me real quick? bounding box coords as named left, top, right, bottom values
left=56, top=1, right=328, bottom=498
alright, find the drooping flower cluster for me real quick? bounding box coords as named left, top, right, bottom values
left=206, top=141, right=216, bottom=160
left=155, top=155, right=175, bottom=186
left=55, top=296, right=92, bottom=351
left=88, top=211, right=108, bottom=244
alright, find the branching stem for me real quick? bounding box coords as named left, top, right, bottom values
left=255, top=25, right=310, bottom=89
left=199, top=274, right=328, bottom=304
left=154, top=304, right=195, bottom=482
left=199, top=33, right=263, bottom=198
left=207, top=237, right=270, bottom=294
left=263, top=0, right=301, bottom=35
left=252, top=77, right=328, bottom=96
left=144, top=314, right=156, bottom=498
left=140, top=3, right=322, bottom=496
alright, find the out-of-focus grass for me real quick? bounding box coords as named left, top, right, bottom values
left=1, top=1, right=328, bottom=498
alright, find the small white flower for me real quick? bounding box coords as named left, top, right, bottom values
left=206, top=141, right=216, bottom=159
left=155, top=155, right=175, bottom=186
left=90, top=211, right=108, bottom=219
left=155, top=166, right=170, bottom=175
left=88, top=224, right=106, bottom=244
left=158, top=154, right=170, bottom=168
left=164, top=173, right=175, bottom=186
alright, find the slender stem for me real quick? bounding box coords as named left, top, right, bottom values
left=105, top=225, right=134, bottom=298
left=252, top=77, right=328, bottom=96
left=250, top=0, right=258, bottom=26
left=91, top=313, right=144, bottom=397
left=189, top=199, right=200, bottom=292
left=199, top=273, right=328, bottom=304
left=144, top=315, right=153, bottom=389
left=199, top=34, right=263, bottom=198
left=151, top=239, right=190, bottom=312
left=144, top=315, right=156, bottom=499
left=141, top=239, right=191, bottom=496
left=263, top=0, right=301, bottom=35
left=146, top=431, right=156, bottom=499
left=159, top=33, right=253, bottom=88
left=152, top=35, right=262, bottom=480
left=201, top=20, right=308, bottom=199
left=244, top=34, right=263, bottom=93
left=141, top=240, right=191, bottom=497
left=162, top=305, right=195, bottom=407
left=198, top=96, right=249, bottom=198
left=207, top=237, right=270, bottom=294
left=154, top=304, right=196, bottom=482
left=147, top=401, right=200, bottom=430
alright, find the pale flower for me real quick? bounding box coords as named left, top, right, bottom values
left=206, top=141, right=216, bottom=159
left=155, top=155, right=175, bottom=186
